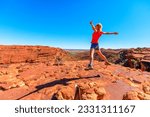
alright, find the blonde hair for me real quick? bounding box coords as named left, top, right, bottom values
left=96, top=23, right=102, bottom=31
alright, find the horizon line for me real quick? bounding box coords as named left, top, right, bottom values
left=0, top=44, right=149, bottom=50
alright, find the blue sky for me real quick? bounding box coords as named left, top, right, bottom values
left=0, top=0, right=150, bottom=49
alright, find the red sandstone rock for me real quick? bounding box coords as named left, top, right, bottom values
left=67, top=48, right=150, bottom=72
left=54, top=85, right=75, bottom=100
left=77, top=82, right=106, bottom=100
left=123, top=90, right=150, bottom=100
left=142, top=82, right=150, bottom=95
left=0, top=46, right=72, bottom=64
left=123, top=91, right=140, bottom=100
left=0, top=46, right=150, bottom=100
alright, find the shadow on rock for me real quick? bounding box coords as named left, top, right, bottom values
left=16, top=75, right=100, bottom=100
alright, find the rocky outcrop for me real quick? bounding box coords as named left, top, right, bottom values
left=0, top=59, right=150, bottom=100
left=77, top=82, right=106, bottom=100
left=52, top=82, right=106, bottom=100
left=67, top=48, right=150, bottom=72
left=123, top=91, right=150, bottom=100
left=0, top=45, right=72, bottom=64
left=119, top=48, right=150, bottom=71
left=0, top=46, right=150, bottom=100
left=123, top=81, right=150, bottom=100
left=142, top=82, right=150, bottom=95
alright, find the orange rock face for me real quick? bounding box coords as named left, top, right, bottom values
left=67, top=48, right=150, bottom=72
left=0, top=46, right=150, bottom=100
left=123, top=90, right=150, bottom=100
left=0, top=45, right=71, bottom=64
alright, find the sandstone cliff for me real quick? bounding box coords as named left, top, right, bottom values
left=0, top=45, right=71, bottom=64
left=0, top=46, right=150, bottom=100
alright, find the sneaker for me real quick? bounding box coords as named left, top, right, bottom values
left=88, top=64, right=93, bottom=69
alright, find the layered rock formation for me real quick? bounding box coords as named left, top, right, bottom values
left=67, top=48, right=150, bottom=72
left=0, top=45, right=71, bottom=64
left=0, top=46, right=150, bottom=100
left=119, top=48, right=150, bottom=71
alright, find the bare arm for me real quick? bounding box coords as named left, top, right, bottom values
left=103, top=32, right=118, bottom=35
left=90, top=21, right=97, bottom=32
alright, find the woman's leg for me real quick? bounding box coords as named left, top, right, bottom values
left=96, top=49, right=110, bottom=65
left=89, top=48, right=95, bottom=67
